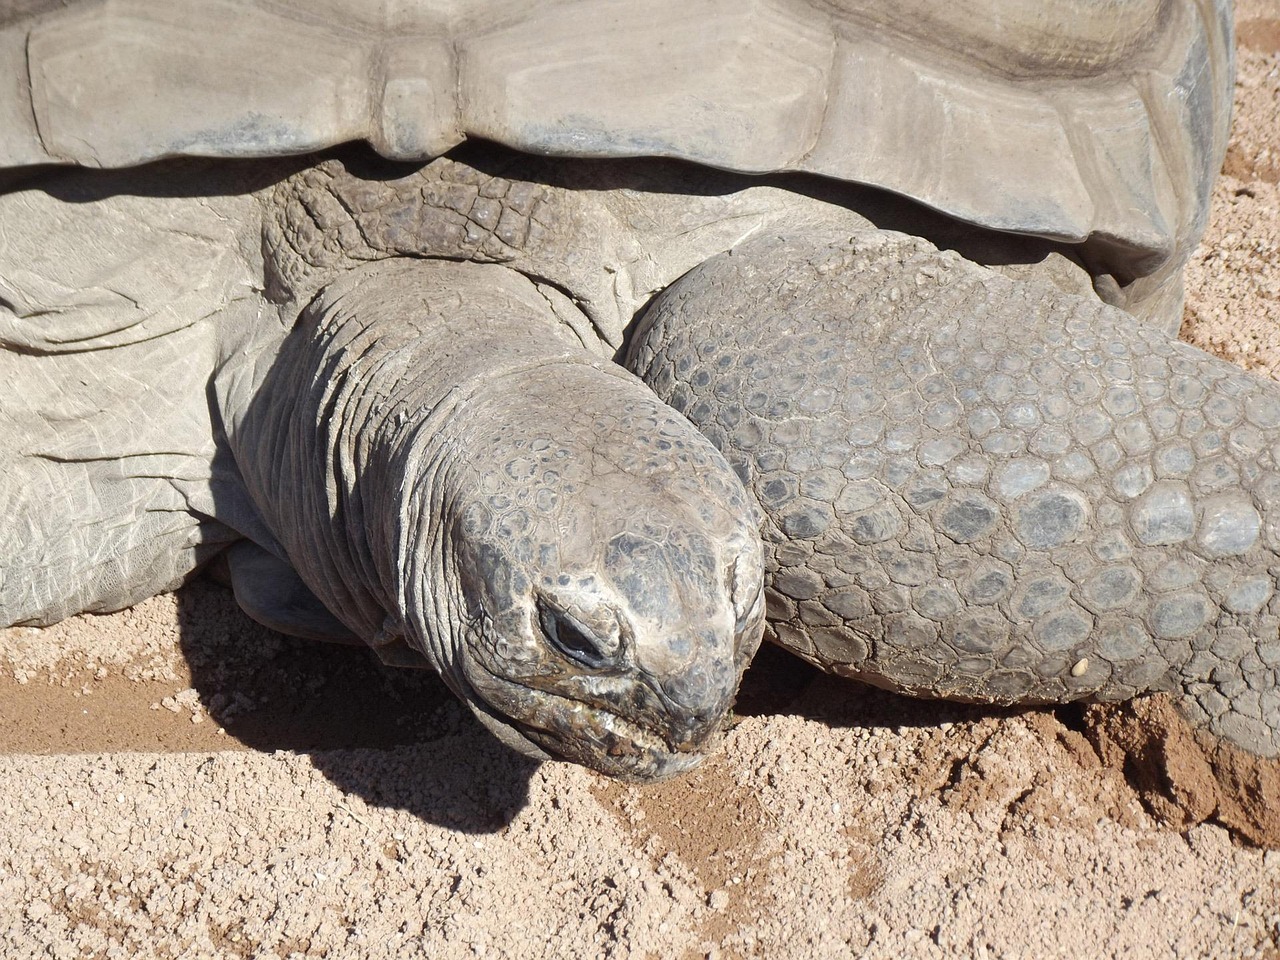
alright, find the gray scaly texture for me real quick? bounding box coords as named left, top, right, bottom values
left=629, top=231, right=1280, bottom=758
left=260, top=153, right=882, bottom=351
left=0, top=166, right=263, bottom=626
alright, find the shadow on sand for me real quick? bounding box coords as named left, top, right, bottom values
left=175, top=582, right=539, bottom=834
left=734, top=641, right=1043, bottom=733
left=176, top=580, right=1052, bottom=837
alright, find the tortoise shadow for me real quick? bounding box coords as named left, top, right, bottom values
left=175, top=576, right=1085, bottom=833
left=735, top=640, right=1045, bottom=733
left=174, top=581, right=538, bottom=834
left=174, top=576, right=1021, bottom=831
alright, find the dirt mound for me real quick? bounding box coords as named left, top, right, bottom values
left=1085, top=695, right=1280, bottom=848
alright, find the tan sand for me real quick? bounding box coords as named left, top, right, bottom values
left=3, top=5, right=1280, bottom=957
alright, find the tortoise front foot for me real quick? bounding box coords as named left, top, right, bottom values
left=628, top=230, right=1280, bottom=762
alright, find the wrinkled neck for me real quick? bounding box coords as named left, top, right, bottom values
left=226, top=258, right=590, bottom=662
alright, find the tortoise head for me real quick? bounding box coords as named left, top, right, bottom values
left=399, top=368, right=765, bottom=781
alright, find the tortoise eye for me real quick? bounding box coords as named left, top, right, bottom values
left=538, top=602, right=613, bottom=669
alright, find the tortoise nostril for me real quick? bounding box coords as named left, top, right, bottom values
left=539, top=603, right=612, bottom=669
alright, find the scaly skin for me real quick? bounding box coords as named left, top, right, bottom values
left=228, top=257, right=765, bottom=779
left=629, top=231, right=1280, bottom=758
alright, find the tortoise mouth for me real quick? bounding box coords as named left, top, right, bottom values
left=457, top=659, right=722, bottom=782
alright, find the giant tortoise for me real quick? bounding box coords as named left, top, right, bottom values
left=4, top=0, right=1275, bottom=780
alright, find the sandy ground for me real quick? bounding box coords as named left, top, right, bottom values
left=3, top=6, right=1280, bottom=959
